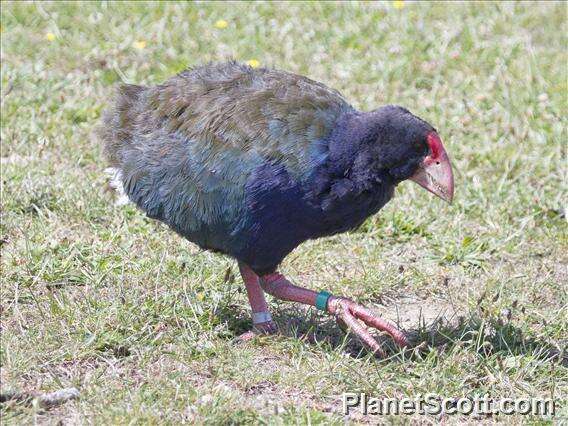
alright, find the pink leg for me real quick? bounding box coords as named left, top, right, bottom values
left=260, top=272, right=409, bottom=357
left=238, top=263, right=277, bottom=339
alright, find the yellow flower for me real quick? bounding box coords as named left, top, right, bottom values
left=246, top=59, right=260, bottom=68
left=46, top=32, right=56, bottom=41
left=214, top=19, right=228, bottom=29
left=133, top=40, right=146, bottom=50
left=393, top=0, right=405, bottom=9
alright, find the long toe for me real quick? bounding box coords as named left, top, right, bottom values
left=332, top=298, right=408, bottom=355
left=351, top=303, right=409, bottom=348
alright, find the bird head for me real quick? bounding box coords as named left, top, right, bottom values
left=407, top=131, right=454, bottom=203
left=370, top=105, right=454, bottom=203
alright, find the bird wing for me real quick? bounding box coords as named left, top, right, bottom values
left=146, top=61, right=351, bottom=180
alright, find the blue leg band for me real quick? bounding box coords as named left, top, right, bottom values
left=315, top=291, right=332, bottom=311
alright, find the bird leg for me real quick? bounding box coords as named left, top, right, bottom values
left=238, top=262, right=278, bottom=340
left=259, top=271, right=409, bottom=357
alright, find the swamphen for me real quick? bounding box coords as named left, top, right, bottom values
left=100, top=61, right=454, bottom=356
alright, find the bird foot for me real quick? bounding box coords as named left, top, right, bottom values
left=237, top=320, right=278, bottom=342
left=328, top=297, right=409, bottom=357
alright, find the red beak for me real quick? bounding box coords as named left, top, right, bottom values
left=409, top=132, right=454, bottom=203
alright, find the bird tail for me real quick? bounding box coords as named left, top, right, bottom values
left=98, top=84, right=146, bottom=205
left=98, top=84, right=146, bottom=169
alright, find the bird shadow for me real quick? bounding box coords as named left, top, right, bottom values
left=216, top=303, right=566, bottom=366
left=405, top=314, right=567, bottom=367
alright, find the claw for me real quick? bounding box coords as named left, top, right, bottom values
left=254, top=320, right=278, bottom=335
left=236, top=320, right=278, bottom=343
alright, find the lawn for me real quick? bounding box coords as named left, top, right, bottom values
left=1, top=1, right=566, bottom=424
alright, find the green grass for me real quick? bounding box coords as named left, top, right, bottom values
left=1, top=1, right=566, bottom=424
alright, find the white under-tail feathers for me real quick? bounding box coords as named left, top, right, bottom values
left=104, top=167, right=130, bottom=206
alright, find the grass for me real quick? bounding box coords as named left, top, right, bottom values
left=1, top=1, right=566, bottom=424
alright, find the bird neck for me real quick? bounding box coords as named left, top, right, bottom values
left=323, top=110, right=393, bottom=187
left=305, top=110, right=395, bottom=217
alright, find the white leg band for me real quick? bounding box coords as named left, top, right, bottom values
left=252, top=311, right=272, bottom=324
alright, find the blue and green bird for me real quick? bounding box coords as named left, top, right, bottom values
left=100, top=61, right=454, bottom=355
